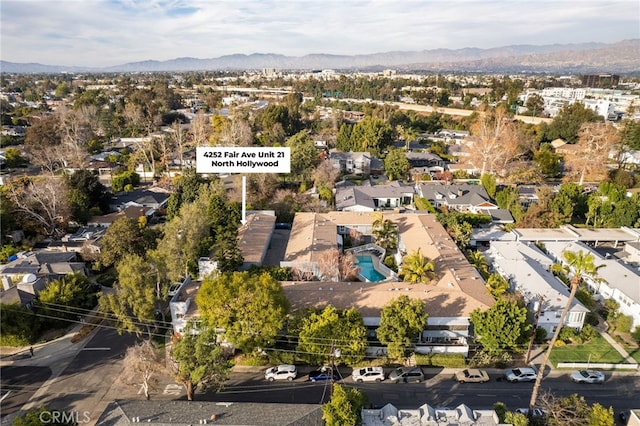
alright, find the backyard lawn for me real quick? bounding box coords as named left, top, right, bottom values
left=548, top=335, right=627, bottom=367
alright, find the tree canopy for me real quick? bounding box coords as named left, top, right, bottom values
left=322, top=384, right=367, bottom=426
left=383, top=147, right=410, bottom=181
left=171, top=324, right=231, bottom=401
left=99, top=253, right=158, bottom=335
left=196, top=272, right=289, bottom=353
left=376, top=295, right=427, bottom=359
left=297, top=305, right=367, bottom=365
left=470, top=299, right=530, bottom=355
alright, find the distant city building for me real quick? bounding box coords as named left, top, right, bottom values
left=581, top=73, right=620, bottom=88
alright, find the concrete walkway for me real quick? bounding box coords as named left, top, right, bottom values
left=599, top=329, right=637, bottom=364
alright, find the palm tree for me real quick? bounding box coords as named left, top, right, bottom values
left=371, top=212, right=397, bottom=250
left=468, top=250, right=489, bottom=278
left=400, top=249, right=436, bottom=284
left=528, top=249, right=605, bottom=415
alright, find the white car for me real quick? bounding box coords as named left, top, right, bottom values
left=264, top=364, right=297, bottom=381
left=570, top=370, right=605, bottom=384
left=352, top=366, right=385, bottom=383
left=504, top=367, right=537, bottom=383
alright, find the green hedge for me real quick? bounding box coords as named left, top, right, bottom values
left=414, top=353, right=466, bottom=368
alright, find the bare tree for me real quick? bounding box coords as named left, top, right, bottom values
left=465, top=105, right=522, bottom=176
left=317, top=248, right=341, bottom=282
left=339, top=251, right=360, bottom=281
left=317, top=249, right=361, bottom=282
left=6, top=177, right=70, bottom=237
left=120, top=340, right=165, bottom=400
left=189, top=111, right=211, bottom=147
left=312, top=160, right=341, bottom=190
left=57, top=106, right=93, bottom=168
left=563, top=122, right=619, bottom=185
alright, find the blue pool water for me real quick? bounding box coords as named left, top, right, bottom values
left=356, top=255, right=386, bottom=282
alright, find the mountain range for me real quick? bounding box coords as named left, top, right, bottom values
left=1, top=39, right=638, bottom=73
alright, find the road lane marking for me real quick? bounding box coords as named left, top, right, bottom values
left=81, top=347, right=111, bottom=351
left=0, top=391, right=11, bottom=402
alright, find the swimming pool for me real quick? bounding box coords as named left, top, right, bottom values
left=356, top=255, right=386, bottom=282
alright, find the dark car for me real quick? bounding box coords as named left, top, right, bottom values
left=388, top=367, right=425, bottom=383
left=308, top=368, right=339, bottom=382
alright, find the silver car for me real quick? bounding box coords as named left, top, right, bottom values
left=388, top=367, right=424, bottom=383
left=570, top=370, right=605, bottom=384
left=504, top=367, right=537, bottom=383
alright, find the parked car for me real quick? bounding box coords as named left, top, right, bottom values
left=264, top=364, right=297, bottom=381
left=570, top=370, right=605, bottom=384
left=515, top=408, right=546, bottom=418
left=454, top=368, right=490, bottom=383
left=504, top=367, right=537, bottom=383
left=388, top=367, right=425, bottom=383
left=352, top=366, right=385, bottom=383
left=309, top=367, right=339, bottom=382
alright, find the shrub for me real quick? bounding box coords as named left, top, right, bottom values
left=614, top=315, right=633, bottom=333
left=558, top=326, right=578, bottom=343
left=534, top=327, right=548, bottom=344
left=383, top=255, right=397, bottom=272
left=585, top=312, right=599, bottom=326
left=268, top=350, right=297, bottom=365
left=631, top=327, right=640, bottom=345
left=579, top=324, right=597, bottom=343
left=414, top=353, right=466, bottom=368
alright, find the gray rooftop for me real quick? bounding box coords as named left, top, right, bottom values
left=96, top=400, right=323, bottom=425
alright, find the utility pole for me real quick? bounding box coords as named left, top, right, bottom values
left=329, top=342, right=341, bottom=400
left=525, top=296, right=545, bottom=364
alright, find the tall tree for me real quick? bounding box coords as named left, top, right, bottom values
left=171, top=324, right=231, bottom=401
left=6, top=176, right=70, bottom=237
left=196, top=272, right=289, bottom=353
left=529, top=250, right=605, bottom=414
left=465, top=105, right=522, bottom=176
left=541, top=102, right=602, bottom=144
left=399, top=249, right=436, bottom=284
left=383, top=148, right=410, bottom=181
left=99, top=217, right=158, bottom=268
left=99, top=254, right=158, bottom=336
left=376, top=295, right=427, bottom=359
left=371, top=213, right=398, bottom=250
left=297, top=305, right=367, bottom=365
left=563, top=122, right=620, bottom=185
left=470, top=299, right=530, bottom=356
left=286, top=131, right=320, bottom=182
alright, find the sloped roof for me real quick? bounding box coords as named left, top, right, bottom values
left=96, top=400, right=323, bottom=425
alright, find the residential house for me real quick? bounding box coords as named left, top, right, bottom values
left=198, top=211, right=277, bottom=275
left=405, top=151, right=447, bottom=170
left=281, top=212, right=494, bottom=356
left=168, top=276, right=197, bottom=336
left=485, top=241, right=589, bottom=334
left=0, top=251, right=87, bottom=305
left=335, top=181, right=414, bottom=212
left=88, top=205, right=155, bottom=227
left=329, top=150, right=372, bottom=175
left=97, top=400, right=323, bottom=425
left=362, top=403, right=506, bottom=426
left=109, top=186, right=171, bottom=213
left=543, top=241, right=640, bottom=330
left=415, top=183, right=497, bottom=213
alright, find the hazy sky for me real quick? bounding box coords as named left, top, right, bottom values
left=1, top=0, right=638, bottom=67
